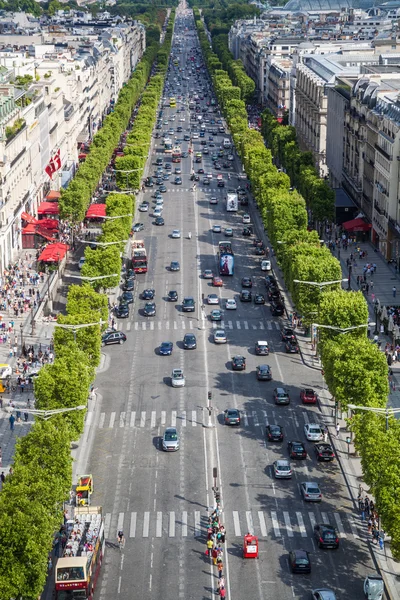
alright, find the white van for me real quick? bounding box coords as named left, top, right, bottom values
left=223, top=138, right=231, bottom=148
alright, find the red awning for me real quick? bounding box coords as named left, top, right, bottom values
left=46, top=191, right=61, bottom=201
left=342, top=217, right=372, bottom=232
left=37, top=202, right=60, bottom=216
left=38, top=242, right=68, bottom=263
left=22, top=224, right=37, bottom=234
left=21, top=212, right=38, bottom=224
left=39, top=218, right=59, bottom=230
left=86, top=203, right=106, bottom=219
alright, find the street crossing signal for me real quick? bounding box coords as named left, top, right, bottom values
left=208, top=391, right=212, bottom=401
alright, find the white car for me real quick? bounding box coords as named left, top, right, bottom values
left=225, top=298, right=237, bottom=310
left=172, top=229, right=181, bottom=238
left=273, top=459, right=293, bottom=479
left=193, top=132, right=199, bottom=139
left=210, top=197, right=218, bottom=205
left=261, top=259, right=271, bottom=272
left=304, top=423, right=323, bottom=442
left=154, top=207, right=163, bottom=217
left=214, top=329, right=227, bottom=344
left=203, top=269, right=213, bottom=279
left=207, top=294, right=219, bottom=305
left=242, top=214, right=251, bottom=224
left=156, top=198, right=164, bottom=206
left=78, top=257, right=86, bottom=270
left=139, top=203, right=149, bottom=212
left=171, top=368, right=185, bottom=388
left=212, top=225, right=222, bottom=233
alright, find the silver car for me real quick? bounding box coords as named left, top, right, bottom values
left=208, top=294, right=219, bottom=305
left=162, top=427, right=180, bottom=451
left=171, top=368, right=185, bottom=388
left=311, top=590, right=337, bottom=600
left=304, top=423, right=323, bottom=441
left=273, top=459, right=292, bottom=479
left=301, top=481, right=322, bottom=502
left=214, top=329, right=227, bottom=344
left=172, top=229, right=181, bottom=238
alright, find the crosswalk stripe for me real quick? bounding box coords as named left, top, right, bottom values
left=142, top=322, right=146, bottom=331
left=192, top=410, right=197, bottom=426
left=171, top=411, right=177, bottom=427
left=156, top=512, right=162, bottom=537
left=182, top=411, right=187, bottom=427
left=182, top=511, right=188, bottom=537
left=334, top=513, right=347, bottom=538
left=99, top=413, right=105, bottom=429
left=143, top=512, right=150, bottom=538
left=321, top=512, right=330, bottom=525
left=228, top=321, right=233, bottom=329
left=303, top=411, right=309, bottom=424
left=296, top=512, right=307, bottom=537
left=109, top=412, right=116, bottom=428
left=259, top=322, right=265, bottom=330
left=158, top=322, right=162, bottom=330
left=134, top=322, right=139, bottom=330
left=130, top=411, right=136, bottom=427
left=267, top=321, right=272, bottom=330
left=263, top=410, right=268, bottom=426
left=233, top=511, right=241, bottom=536
left=236, top=321, right=241, bottom=329
left=274, top=322, right=280, bottom=330
left=189, top=321, right=193, bottom=329
left=130, top=512, right=137, bottom=538
left=104, top=513, right=111, bottom=538
left=252, top=411, right=259, bottom=427
left=161, top=411, right=166, bottom=425
left=271, top=511, right=281, bottom=537
left=194, top=511, right=201, bottom=537
left=151, top=411, right=156, bottom=428
left=174, top=321, right=178, bottom=330
left=140, top=412, right=146, bottom=428
left=166, top=321, right=170, bottom=330
left=169, top=512, right=175, bottom=537
left=349, top=517, right=359, bottom=539
left=258, top=511, right=267, bottom=537
left=243, top=411, right=249, bottom=426
left=244, top=321, right=249, bottom=330
left=117, top=512, right=124, bottom=533
left=119, top=412, right=126, bottom=428
left=126, top=322, right=131, bottom=331
left=252, top=323, right=257, bottom=329
left=309, top=512, right=317, bottom=531
left=246, top=511, right=254, bottom=534
left=283, top=512, right=293, bottom=537
left=150, top=321, right=154, bottom=331
left=221, top=320, right=225, bottom=328
left=181, top=321, right=186, bottom=329
left=212, top=321, right=217, bottom=329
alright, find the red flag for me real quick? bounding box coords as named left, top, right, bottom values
left=54, top=149, right=62, bottom=171
left=45, top=157, right=56, bottom=179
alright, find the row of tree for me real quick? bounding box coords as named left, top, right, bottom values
left=0, top=13, right=175, bottom=599
left=195, top=12, right=400, bottom=558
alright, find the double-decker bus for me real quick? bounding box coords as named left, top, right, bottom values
left=164, top=138, right=173, bottom=154
left=172, top=146, right=181, bottom=163
left=169, top=97, right=176, bottom=108
left=218, top=241, right=234, bottom=276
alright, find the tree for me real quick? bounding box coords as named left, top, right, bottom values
left=81, top=245, right=121, bottom=291
left=317, top=290, right=369, bottom=347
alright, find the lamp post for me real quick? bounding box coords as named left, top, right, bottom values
left=78, top=239, right=129, bottom=247
left=348, top=403, right=400, bottom=432
left=374, top=299, right=380, bottom=336
left=23, top=404, right=87, bottom=421
left=54, top=320, right=105, bottom=343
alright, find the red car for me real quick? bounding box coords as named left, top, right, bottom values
left=213, top=276, right=223, bottom=287
left=300, top=388, right=318, bottom=404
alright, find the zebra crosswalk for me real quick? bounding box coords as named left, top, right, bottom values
left=103, top=508, right=364, bottom=541
left=116, top=319, right=281, bottom=332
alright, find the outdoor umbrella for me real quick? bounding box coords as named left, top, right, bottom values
left=381, top=305, right=388, bottom=321
left=388, top=314, right=394, bottom=332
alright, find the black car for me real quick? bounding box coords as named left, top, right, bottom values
left=288, top=440, right=307, bottom=459
left=267, top=288, right=283, bottom=302
left=266, top=424, right=283, bottom=442
left=155, top=217, right=165, bottom=226
left=254, top=247, right=265, bottom=256
left=182, top=297, right=195, bottom=312
left=313, top=524, right=339, bottom=549
left=170, top=261, right=180, bottom=271
left=285, top=339, right=299, bottom=353
left=289, top=549, right=311, bottom=574
left=281, top=326, right=296, bottom=342
left=142, top=289, right=155, bottom=300
left=256, top=364, right=272, bottom=381
left=183, top=333, right=197, bottom=349
left=314, top=443, right=335, bottom=462
left=116, top=303, right=129, bottom=318
left=102, top=331, right=127, bottom=346
left=143, top=302, right=156, bottom=317
left=254, top=293, right=265, bottom=305
left=270, top=301, right=284, bottom=316
left=264, top=275, right=277, bottom=289
left=145, top=177, right=154, bottom=187
left=217, top=180, right=225, bottom=187
left=240, top=290, right=252, bottom=302
left=242, top=227, right=253, bottom=236
left=132, top=223, right=144, bottom=232
left=123, top=278, right=135, bottom=292
left=231, top=355, right=246, bottom=371
left=198, top=168, right=205, bottom=174
left=121, top=291, right=134, bottom=304
left=224, top=409, right=240, bottom=426
left=159, top=341, right=173, bottom=356
left=167, top=290, right=178, bottom=302
left=124, top=269, right=135, bottom=280
left=241, top=277, right=252, bottom=288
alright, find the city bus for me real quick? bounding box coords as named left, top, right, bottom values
left=169, top=97, right=176, bottom=108
left=218, top=241, right=234, bottom=276
left=172, top=146, right=181, bottom=163
left=164, top=138, right=173, bottom=154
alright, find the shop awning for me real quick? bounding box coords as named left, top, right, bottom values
left=38, top=242, right=68, bottom=263
left=22, top=224, right=37, bottom=234
left=342, top=217, right=372, bottom=232
left=37, top=202, right=60, bottom=216
left=46, top=191, right=61, bottom=201
left=39, top=218, right=59, bottom=230
left=21, top=212, right=37, bottom=224
left=86, top=203, right=106, bottom=219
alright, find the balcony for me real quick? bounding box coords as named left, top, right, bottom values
left=389, top=216, right=400, bottom=236
left=375, top=143, right=391, bottom=161
left=374, top=202, right=387, bottom=218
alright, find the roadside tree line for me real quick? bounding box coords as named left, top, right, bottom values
left=0, top=13, right=175, bottom=600
left=194, top=11, right=400, bottom=558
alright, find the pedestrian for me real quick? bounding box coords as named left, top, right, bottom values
left=206, top=538, right=213, bottom=556
left=393, top=286, right=397, bottom=298
left=24, top=412, right=28, bottom=422
left=360, top=499, right=366, bottom=521
left=0, top=471, right=5, bottom=484
left=335, top=422, right=340, bottom=437
left=9, top=413, right=15, bottom=431
left=212, top=547, right=218, bottom=565
left=0, top=446, right=2, bottom=467
left=217, top=561, right=224, bottom=578
left=220, top=587, right=226, bottom=599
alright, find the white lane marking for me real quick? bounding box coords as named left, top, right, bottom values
left=259, top=322, right=265, bottom=330
left=349, top=517, right=359, bottom=539
left=150, top=321, right=154, bottom=330
left=126, top=322, right=131, bottom=331
left=151, top=411, right=156, bottom=428
left=181, top=411, right=187, bottom=427
left=252, top=411, right=259, bottom=427
left=119, top=412, right=126, bottom=428
left=309, top=512, right=317, bottom=531
left=156, top=512, right=162, bottom=537
left=171, top=411, right=177, bottom=427
left=267, top=321, right=273, bottom=330
left=166, top=321, right=170, bottom=330
left=227, top=320, right=233, bottom=329
left=129, top=512, right=137, bottom=538
left=243, top=411, right=249, bottom=427
left=244, top=321, right=249, bottom=330
left=233, top=511, right=241, bottom=537
left=258, top=511, right=268, bottom=537
left=246, top=511, right=254, bottom=534
left=192, top=410, right=197, bottom=426
left=169, top=512, right=175, bottom=537
left=283, top=511, right=293, bottom=537
left=296, top=512, right=307, bottom=537
left=334, top=513, right=347, bottom=538
left=321, top=512, right=330, bottom=524
left=158, top=322, right=162, bottom=330
left=161, top=411, right=166, bottom=425
left=109, top=412, right=116, bottom=428
left=262, top=410, right=268, bottom=427
left=142, top=322, right=146, bottom=331
left=143, top=512, right=150, bottom=537
left=236, top=321, right=241, bottom=329
left=134, top=322, right=139, bottom=330
left=99, top=413, right=105, bottom=429
left=117, top=512, right=124, bottom=532
left=194, top=511, right=201, bottom=537
left=104, top=513, right=111, bottom=538
left=174, top=321, right=178, bottom=330
left=271, top=511, right=281, bottom=537
left=181, top=321, right=186, bottom=329
left=140, top=412, right=146, bottom=428
left=130, top=411, right=136, bottom=427
left=182, top=511, right=188, bottom=537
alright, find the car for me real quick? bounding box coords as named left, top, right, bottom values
left=242, top=214, right=251, bottom=224
left=121, top=291, right=134, bottom=304
left=183, top=333, right=197, bottom=349
left=155, top=217, right=165, bottom=226
left=224, top=408, right=240, bottom=426
left=265, top=275, right=278, bottom=289
left=217, top=180, right=225, bottom=187
left=156, top=178, right=163, bottom=185
left=102, top=331, right=127, bottom=346
left=266, top=424, right=283, bottom=442
left=142, top=289, right=155, bottom=300
left=156, top=158, right=163, bottom=166
left=268, top=288, right=283, bottom=303
left=254, top=247, right=264, bottom=256
left=231, top=355, right=246, bottom=371
left=224, top=227, right=233, bottom=237
left=285, top=339, right=299, bottom=353
left=162, top=427, right=180, bottom=451
left=168, top=290, right=178, bottom=302
left=159, top=341, right=173, bottom=356
left=213, top=277, right=223, bottom=287
left=170, top=261, right=180, bottom=271
left=273, top=459, right=292, bottom=479
left=304, top=423, right=323, bottom=441
left=123, top=278, right=135, bottom=292
left=154, top=207, right=163, bottom=218
left=116, top=303, right=129, bottom=318
left=145, top=177, right=154, bottom=187
left=132, top=223, right=144, bottom=232
left=214, top=329, right=227, bottom=344
left=311, top=590, right=337, bottom=600
left=210, top=309, right=222, bottom=321
left=207, top=294, right=219, bottom=305
left=162, top=173, right=170, bottom=180
left=315, top=443, right=335, bottom=461
left=289, top=549, right=311, bottom=574
left=255, top=341, right=269, bottom=356
left=212, top=225, right=222, bottom=233
left=175, top=167, right=181, bottom=174
left=300, top=388, right=318, bottom=404
left=225, top=298, right=237, bottom=310
left=270, top=301, right=285, bottom=316
left=261, top=259, right=271, bottom=271
left=313, top=524, right=339, bottom=549
left=241, top=277, right=252, bottom=288
left=203, top=269, right=213, bottom=279
left=254, top=293, right=265, bottom=305
left=159, top=185, right=167, bottom=193
left=171, top=368, right=185, bottom=388
left=273, top=387, right=290, bottom=405
left=175, top=176, right=182, bottom=185
left=182, top=151, right=189, bottom=158
left=242, top=227, right=253, bottom=236
left=143, top=302, right=156, bottom=317
left=172, top=229, right=181, bottom=238
left=139, top=203, right=149, bottom=212
left=240, top=290, right=252, bottom=302
left=281, top=326, right=296, bottom=342
left=198, top=168, right=205, bottom=174
left=78, top=257, right=86, bottom=270
left=154, top=191, right=162, bottom=199
left=210, top=197, right=218, bottom=205
left=182, top=297, right=195, bottom=312
left=301, top=481, right=322, bottom=502
left=256, top=364, right=272, bottom=381
left=288, top=440, right=307, bottom=459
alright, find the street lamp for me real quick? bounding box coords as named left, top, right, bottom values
left=78, top=239, right=129, bottom=246
left=54, top=320, right=105, bottom=343
left=313, top=323, right=373, bottom=334
left=24, top=405, right=87, bottom=421
left=101, top=214, right=133, bottom=221
left=69, top=273, right=119, bottom=282
left=293, top=278, right=348, bottom=290
left=348, top=403, right=400, bottom=432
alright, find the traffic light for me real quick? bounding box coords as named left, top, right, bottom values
left=214, top=488, right=221, bottom=504
left=208, top=391, right=212, bottom=401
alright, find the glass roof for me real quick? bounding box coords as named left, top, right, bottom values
left=284, top=0, right=376, bottom=9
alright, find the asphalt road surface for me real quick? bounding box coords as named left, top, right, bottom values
left=89, top=5, right=378, bottom=600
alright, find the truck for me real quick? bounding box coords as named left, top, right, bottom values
left=226, top=193, right=238, bottom=212
left=55, top=505, right=105, bottom=600
left=131, top=240, right=148, bottom=274
left=218, top=241, right=234, bottom=276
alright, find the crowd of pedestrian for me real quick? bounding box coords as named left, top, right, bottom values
left=358, top=492, right=385, bottom=548
left=206, top=506, right=227, bottom=596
